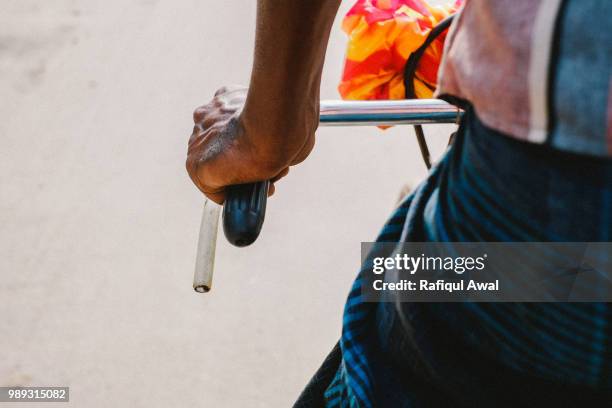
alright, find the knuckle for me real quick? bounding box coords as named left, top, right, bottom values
left=193, top=102, right=215, bottom=122
left=214, top=86, right=228, bottom=97
left=193, top=107, right=206, bottom=122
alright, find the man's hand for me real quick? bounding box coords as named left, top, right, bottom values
left=186, top=86, right=315, bottom=204
left=185, top=0, right=340, bottom=204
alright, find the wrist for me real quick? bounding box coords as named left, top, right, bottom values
left=240, top=97, right=317, bottom=169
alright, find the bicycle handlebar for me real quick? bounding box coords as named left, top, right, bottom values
left=222, top=99, right=462, bottom=247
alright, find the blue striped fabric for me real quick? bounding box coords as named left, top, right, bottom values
left=323, top=109, right=612, bottom=407
left=323, top=199, right=415, bottom=408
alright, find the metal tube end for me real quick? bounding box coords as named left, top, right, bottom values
left=194, top=285, right=210, bottom=293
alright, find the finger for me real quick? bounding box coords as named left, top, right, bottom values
left=186, top=154, right=209, bottom=195
left=271, top=167, right=289, bottom=183
left=204, top=190, right=225, bottom=205
left=193, top=104, right=211, bottom=123
left=214, top=86, right=229, bottom=97
left=267, top=182, right=275, bottom=197
left=202, top=113, right=220, bottom=131
left=214, top=84, right=246, bottom=97
left=186, top=146, right=227, bottom=203
left=187, top=125, right=210, bottom=155
left=191, top=129, right=244, bottom=195
left=188, top=125, right=201, bottom=146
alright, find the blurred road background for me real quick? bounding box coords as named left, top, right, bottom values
left=0, top=1, right=452, bottom=406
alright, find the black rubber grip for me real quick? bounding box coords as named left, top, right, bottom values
left=222, top=180, right=269, bottom=247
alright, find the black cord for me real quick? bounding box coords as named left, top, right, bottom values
left=403, top=15, right=455, bottom=169
left=403, top=15, right=454, bottom=99
left=414, top=123, right=432, bottom=169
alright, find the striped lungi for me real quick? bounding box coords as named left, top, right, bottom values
left=296, top=108, right=612, bottom=407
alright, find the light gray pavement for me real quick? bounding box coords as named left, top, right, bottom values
left=0, top=1, right=453, bottom=406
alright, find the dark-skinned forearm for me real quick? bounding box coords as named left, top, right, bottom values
left=241, top=0, right=341, bottom=161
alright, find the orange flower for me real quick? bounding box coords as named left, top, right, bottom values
left=339, top=0, right=461, bottom=101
